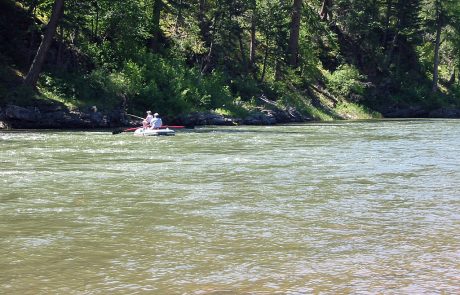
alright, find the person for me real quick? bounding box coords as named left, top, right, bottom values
left=143, top=111, right=153, bottom=128
left=150, top=112, right=163, bottom=129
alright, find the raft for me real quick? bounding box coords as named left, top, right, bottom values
left=133, top=128, right=175, bottom=136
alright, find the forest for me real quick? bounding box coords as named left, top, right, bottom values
left=1, top=0, right=460, bottom=122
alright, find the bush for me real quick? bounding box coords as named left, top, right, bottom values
left=122, top=53, right=236, bottom=116
left=326, top=64, right=367, bottom=99
left=36, top=53, right=240, bottom=116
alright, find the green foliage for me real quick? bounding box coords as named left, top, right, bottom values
left=325, top=64, right=367, bottom=99
left=38, top=70, right=121, bottom=109
left=230, top=76, right=260, bottom=101
left=117, top=53, right=236, bottom=115
left=3, top=0, right=460, bottom=119
left=449, top=84, right=460, bottom=105
left=214, top=104, right=250, bottom=119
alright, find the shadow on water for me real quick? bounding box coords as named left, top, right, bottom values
left=188, top=119, right=445, bottom=135
left=190, top=128, right=309, bottom=135
left=2, top=118, right=453, bottom=136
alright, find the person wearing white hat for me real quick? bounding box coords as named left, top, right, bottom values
left=143, top=110, right=153, bottom=128
left=150, top=112, right=163, bottom=129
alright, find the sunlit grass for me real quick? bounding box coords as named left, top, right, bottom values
left=37, top=86, right=78, bottom=110
left=334, top=102, right=382, bottom=119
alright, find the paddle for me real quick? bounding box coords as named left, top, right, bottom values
left=112, top=126, right=142, bottom=135
left=160, top=125, right=185, bottom=129
left=126, top=113, right=144, bottom=120
left=111, top=128, right=127, bottom=135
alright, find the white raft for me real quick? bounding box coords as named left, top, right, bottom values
left=133, top=128, right=175, bottom=136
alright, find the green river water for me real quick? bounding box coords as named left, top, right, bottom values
left=1, top=120, right=459, bottom=294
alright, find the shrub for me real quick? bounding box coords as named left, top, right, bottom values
left=326, top=64, right=367, bottom=99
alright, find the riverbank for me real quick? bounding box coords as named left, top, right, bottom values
left=1, top=101, right=459, bottom=130
left=0, top=100, right=308, bottom=130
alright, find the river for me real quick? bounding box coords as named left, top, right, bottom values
left=1, top=120, right=459, bottom=294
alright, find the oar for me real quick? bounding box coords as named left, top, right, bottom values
left=161, top=125, right=185, bottom=129
left=126, top=113, right=144, bottom=120
left=123, top=127, right=140, bottom=132
left=112, top=128, right=128, bottom=135
left=112, top=126, right=141, bottom=134
left=112, top=114, right=145, bottom=134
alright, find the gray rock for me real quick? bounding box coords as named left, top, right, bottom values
left=5, top=105, right=41, bottom=121
left=244, top=112, right=276, bottom=125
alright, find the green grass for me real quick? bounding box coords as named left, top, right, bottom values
left=334, top=102, right=382, bottom=119
left=304, top=104, right=336, bottom=121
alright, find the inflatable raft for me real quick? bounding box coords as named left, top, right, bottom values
left=133, top=128, right=175, bottom=136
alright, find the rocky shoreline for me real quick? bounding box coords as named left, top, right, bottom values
left=0, top=103, right=459, bottom=130
left=0, top=102, right=312, bottom=130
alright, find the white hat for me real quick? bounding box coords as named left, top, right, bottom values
left=147, top=110, right=152, bottom=114
left=154, top=113, right=159, bottom=116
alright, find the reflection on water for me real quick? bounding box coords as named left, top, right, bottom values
left=1, top=120, right=459, bottom=294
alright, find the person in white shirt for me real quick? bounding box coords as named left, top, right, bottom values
left=150, top=113, right=163, bottom=129
left=143, top=111, right=153, bottom=128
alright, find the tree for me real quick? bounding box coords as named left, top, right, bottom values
left=151, top=0, right=164, bottom=52
left=24, top=0, right=65, bottom=88
left=432, top=0, right=443, bottom=92
left=248, top=0, right=257, bottom=71
left=320, top=0, right=333, bottom=21
left=287, top=0, right=302, bottom=68
left=427, top=0, right=460, bottom=92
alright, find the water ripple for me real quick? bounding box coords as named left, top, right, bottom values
left=0, top=121, right=459, bottom=293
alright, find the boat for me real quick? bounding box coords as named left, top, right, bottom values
left=112, top=125, right=186, bottom=135
left=133, top=128, right=175, bottom=136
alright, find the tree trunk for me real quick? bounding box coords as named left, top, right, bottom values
left=56, top=25, right=64, bottom=67
left=238, top=32, right=248, bottom=73
left=198, top=0, right=212, bottom=47
left=432, top=17, right=442, bottom=93
left=447, top=68, right=456, bottom=85
left=382, top=0, right=393, bottom=48
left=249, top=10, right=256, bottom=69
left=201, top=41, right=213, bottom=74
left=151, top=0, right=163, bottom=52
left=198, top=1, right=218, bottom=74
left=275, top=58, right=283, bottom=80
left=287, top=0, right=302, bottom=68
left=320, top=0, right=333, bottom=21
left=260, top=41, right=269, bottom=82
left=24, top=0, right=64, bottom=89
left=383, top=6, right=401, bottom=71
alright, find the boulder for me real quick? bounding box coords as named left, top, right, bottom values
left=174, top=111, right=235, bottom=127
left=4, top=105, right=41, bottom=121
left=243, top=112, right=276, bottom=125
